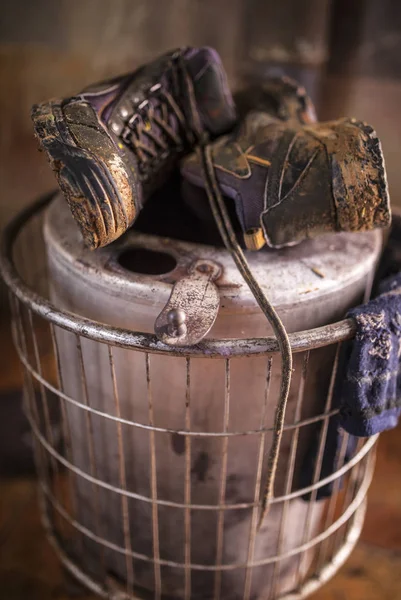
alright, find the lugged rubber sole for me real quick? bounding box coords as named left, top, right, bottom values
left=31, top=100, right=139, bottom=249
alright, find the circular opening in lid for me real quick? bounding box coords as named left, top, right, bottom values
left=117, top=247, right=177, bottom=275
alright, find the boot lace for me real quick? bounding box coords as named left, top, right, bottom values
left=121, top=78, right=195, bottom=181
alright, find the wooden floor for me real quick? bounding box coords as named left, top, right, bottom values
left=0, top=323, right=400, bottom=600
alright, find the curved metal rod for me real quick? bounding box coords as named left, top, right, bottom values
left=41, top=497, right=366, bottom=600
left=38, top=454, right=373, bottom=571
left=26, top=403, right=378, bottom=509
left=13, top=330, right=340, bottom=437
left=0, top=193, right=356, bottom=358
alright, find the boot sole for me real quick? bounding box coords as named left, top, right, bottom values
left=31, top=100, right=140, bottom=249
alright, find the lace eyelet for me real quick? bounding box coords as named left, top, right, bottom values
left=121, top=127, right=131, bottom=142
left=150, top=83, right=162, bottom=94
left=128, top=114, right=138, bottom=127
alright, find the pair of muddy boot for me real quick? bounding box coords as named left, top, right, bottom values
left=32, top=47, right=390, bottom=251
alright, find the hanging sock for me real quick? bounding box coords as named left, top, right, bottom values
left=339, top=271, right=401, bottom=437
left=300, top=216, right=401, bottom=500
left=300, top=269, right=401, bottom=501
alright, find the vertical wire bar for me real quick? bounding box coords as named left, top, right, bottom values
left=336, top=265, right=375, bottom=552
left=50, top=322, right=84, bottom=554
left=13, top=296, right=51, bottom=527
left=313, top=269, right=373, bottom=572
left=145, top=353, right=162, bottom=600
left=314, top=430, right=350, bottom=574
left=108, top=346, right=135, bottom=595
left=184, top=358, right=192, bottom=600
left=12, top=298, right=40, bottom=436
left=76, top=334, right=106, bottom=575
left=331, top=439, right=367, bottom=555
left=344, top=441, right=373, bottom=539
left=331, top=465, right=363, bottom=560
left=213, top=359, right=231, bottom=600
left=296, top=343, right=341, bottom=581
left=271, top=351, right=310, bottom=598
left=27, top=311, right=57, bottom=475
left=243, top=357, right=273, bottom=600
left=12, top=297, right=52, bottom=518
left=28, top=312, right=66, bottom=540
left=14, top=300, right=46, bottom=468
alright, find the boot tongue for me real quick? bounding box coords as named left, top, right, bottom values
left=181, top=111, right=282, bottom=191
left=184, top=47, right=237, bottom=137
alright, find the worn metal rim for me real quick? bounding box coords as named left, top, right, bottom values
left=0, top=193, right=356, bottom=358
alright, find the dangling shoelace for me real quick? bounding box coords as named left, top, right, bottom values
left=178, top=59, right=293, bottom=529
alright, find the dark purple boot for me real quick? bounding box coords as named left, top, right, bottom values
left=32, top=47, right=236, bottom=249
left=181, top=77, right=390, bottom=250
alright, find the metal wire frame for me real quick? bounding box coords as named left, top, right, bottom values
left=0, top=194, right=378, bottom=600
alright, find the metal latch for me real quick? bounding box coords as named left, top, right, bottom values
left=154, top=259, right=221, bottom=346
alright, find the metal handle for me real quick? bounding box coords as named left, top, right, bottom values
left=154, top=259, right=221, bottom=346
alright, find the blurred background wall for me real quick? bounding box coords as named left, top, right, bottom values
left=0, top=0, right=400, bottom=308
left=321, top=0, right=401, bottom=208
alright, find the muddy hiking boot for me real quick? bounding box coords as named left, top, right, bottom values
left=32, top=47, right=236, bottom=249
left=182, top=76, right=391, bottom=250
left=234, top=75, right=317, bottom=125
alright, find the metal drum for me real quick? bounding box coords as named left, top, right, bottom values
left=1, top=193, right=381, bottom=600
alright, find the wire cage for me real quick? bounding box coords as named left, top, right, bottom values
left=0, top=193, right=378, bottom=600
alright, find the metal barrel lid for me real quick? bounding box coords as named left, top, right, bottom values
left=44, top=194, right=382, bottom=333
